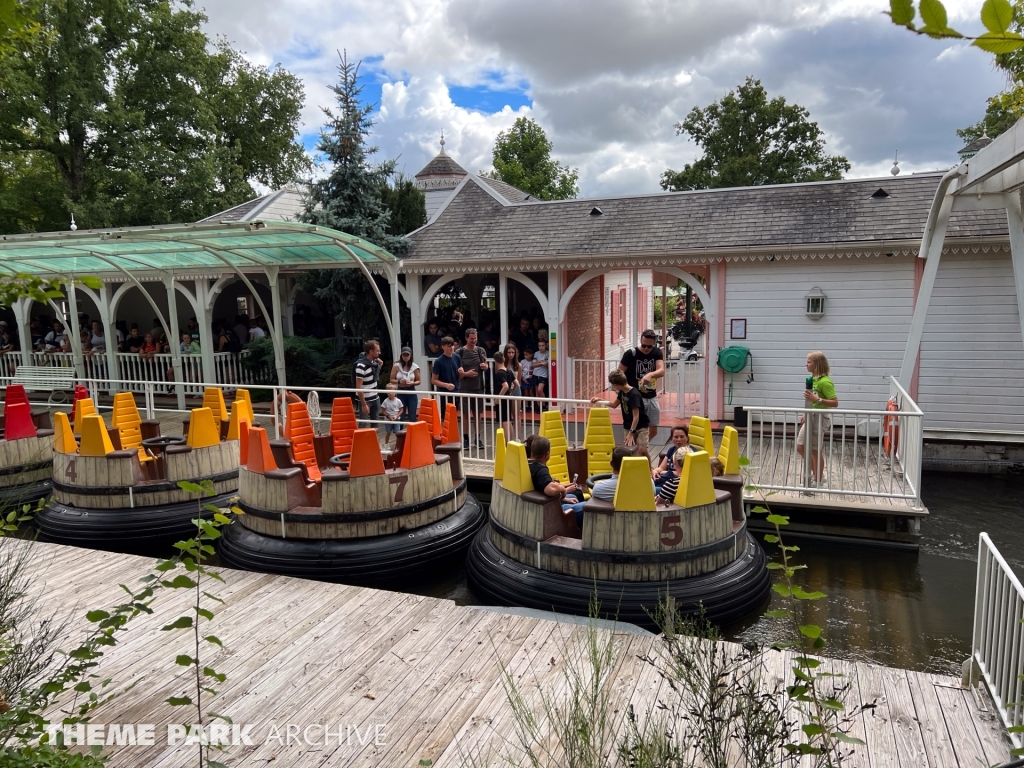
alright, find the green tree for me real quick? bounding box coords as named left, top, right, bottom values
left=956, top=2, right=1024, bottom=144
left=378, top=173, right=427, bottom=236
left=299, top=51, right=408, bottom=348
left=485, top=117, right=579, bottom=200
left=0, top=0, right=38, bottom=56
left=0, top=0, right=308, bottom=234
left=661, top=77, right=850, bottom=192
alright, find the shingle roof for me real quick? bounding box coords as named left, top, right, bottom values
left=959, top=136, right=993, bottom=155
left=477, top=175, right=532, bottom=203
left=406, top=173, right=1009, bottom=263
left=199, top=187, right=306, bottom=223
left=415, top=153, right=468, bottom=179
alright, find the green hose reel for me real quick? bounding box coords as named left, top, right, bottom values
left=717, top=346, right=754, bottom=405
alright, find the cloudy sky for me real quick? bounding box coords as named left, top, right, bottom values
left=199, top=0, right=1006, bottom=198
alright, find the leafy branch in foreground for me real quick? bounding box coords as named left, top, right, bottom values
left=887, top=0, right=1024, bottom=53
left=740, top=455, right=865, bottom=767
left=151, top=479, right=237, bottom=768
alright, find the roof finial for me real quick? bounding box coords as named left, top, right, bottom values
left=982, top=123, right=989, bottom=139
left=438, top=131, right=447, bottom=156
left=890, top=150, right=900, bottom=177
left=69, top=213, right=77, bottom=232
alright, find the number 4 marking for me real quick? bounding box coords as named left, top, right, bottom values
left=660, top=514, right=683, bottom=546
left=65, top=459, right=77, bottom=484
left=389, top=474, right=408, bottom=504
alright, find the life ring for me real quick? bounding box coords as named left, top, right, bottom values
left=883, top=398, right=899, bottom=457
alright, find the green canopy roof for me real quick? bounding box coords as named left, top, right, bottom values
left=0, top=221, right=396, bottom=279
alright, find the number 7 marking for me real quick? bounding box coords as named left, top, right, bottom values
left=389, top=474, right=408, bottom=504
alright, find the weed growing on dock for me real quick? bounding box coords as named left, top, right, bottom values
left=152, top=479, right=237, bottom=768
left=620, top=603, right=794, bottom=768
left=740, top=455, right=865, bottom=767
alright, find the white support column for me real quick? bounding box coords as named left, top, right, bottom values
left=499, top=273, right=509, bottom=345
left=407, top=275, right=427, bottom=391
left=899, top=194, right=953, bottom=383
left=388, top=267, right=401, bottom=362
left=545, top=270, right=562, bottom=399
left=163, top=276, right=186, bottom=411
left=266, top=266, right=287, bottom=391
left=630, top=268, right=639, bottom=346
left=64, top=283, right=86, bottom=379
left=1005, top=192, right=1024, bottom=363
left=98, top=282, right=120, bottom=393
left=195, top=279, right=216, bottom=386
left=14, top=298, right=32, bottom=368
left=281, top=276, right=295, bottom=337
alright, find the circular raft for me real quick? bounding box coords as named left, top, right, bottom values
left=467, top=526, right=770, bottom=630
left=220, top=491, right=485, bottom=586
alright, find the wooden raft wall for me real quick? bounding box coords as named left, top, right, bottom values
left=166, top=441, right=238, bottom=482
left=583, top=500, right=734, bottom=553
left=0, top=436, right=52, bottom=488
left=489, top=482, right=545, bottom=541
left=322, top=460, right=451, bottom=514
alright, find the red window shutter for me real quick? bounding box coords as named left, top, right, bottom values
left=619, top=289, right=627, bottom=340
left=610, top=290, right=619, bottom=343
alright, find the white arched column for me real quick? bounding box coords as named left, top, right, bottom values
left=656, top=266, right=718, bottom=419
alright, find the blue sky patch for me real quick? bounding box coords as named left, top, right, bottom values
left=448, top=83, right=531, bottom=113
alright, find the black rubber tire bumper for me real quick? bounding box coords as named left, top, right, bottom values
left=35, top=493, right=228, bottom=553
left=218, top=494, right=486, bottom=587
left=466, top=528, right=771, bottom=631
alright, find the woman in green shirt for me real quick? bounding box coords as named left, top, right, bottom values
left=797, top=351, right=838, bottom=488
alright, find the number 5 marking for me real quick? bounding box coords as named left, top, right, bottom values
left=389, top=474, right=408, bottom=504
left=660, top=514, right=683, bottom=546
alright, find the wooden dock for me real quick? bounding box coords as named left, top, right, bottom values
left=19, top=540, right=1010, bottom=767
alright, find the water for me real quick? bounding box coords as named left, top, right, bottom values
left=418, top=471, right=1024, bottom=676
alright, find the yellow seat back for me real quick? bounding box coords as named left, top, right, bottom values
left=79, top=415, right=114, bottom=457
left=73, top=397, right=98, bottom=435
left=503, top=441, right=533, bottom=494
left=688, top=415, right=711, bottom=452
left=493, top=428, right=507, bottom=481
left=233, top=389, right=255, bottom=425
left=111, top=392, right=143, bottom=451
left=674, top=450, right=717, bottom=508
left=202, top=387, right=228, bottom=425
left=612, top=456, right=656, bottom=511
left=538, top=410, right=569, bottom=483
left=186, top=407, right=220, bottom=449
left=717, top=426, right=741, bottom=475
left=53, top=412, right=77, bottom=454
left=583, top=407, right=614, bottom=476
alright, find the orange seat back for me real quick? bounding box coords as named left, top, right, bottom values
left=440, top=402, right=459, bottom=444
left=69, top=385, right=90, bottom=424
left=285, top=401, right=321, bottom=481
left=245, top=426, right=276, bottom=474
left=417, top=398, right=443, bottom=439
left=3, top=402, right=36, bottom=440
left=329, top=397, right=357, bottom=455
left=400, top=421, right=435, bottom=470
left=349, top=428, right=385, bottom=477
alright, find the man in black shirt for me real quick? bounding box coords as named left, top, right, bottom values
left=618, top=328, right=665, bottom=443
left=592, top=369, right=651, bottom=460
left=509, top=316, right=534, bottom=358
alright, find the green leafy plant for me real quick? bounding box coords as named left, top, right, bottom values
left=149, top=479, right=236, bottom=768
left=887, top=0, right=1024, bottom=53
left=739, top=455, right=864, bottom=766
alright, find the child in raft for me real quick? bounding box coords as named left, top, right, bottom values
left=525, top=434, right=586, bottom=529
left=652, top=425, right=696, bottom=488
left=382, top=384, right=405, bottom=446
left=657, top=454, right=725, bottom=505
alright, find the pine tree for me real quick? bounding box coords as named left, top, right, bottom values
left=299, top=51, right=412, bottom=347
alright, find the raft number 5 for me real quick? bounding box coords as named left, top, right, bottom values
left=660, top=515, right=683, bottom=546
left=65, top=458, right=77, bottom=483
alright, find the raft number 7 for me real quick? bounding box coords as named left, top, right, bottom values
left=389, top=474, right=408, bottom=504
left=660, top=515, right=683, bottom=546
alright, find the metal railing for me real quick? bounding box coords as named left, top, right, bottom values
left=971, top=532, right=1024, bottom=752
left=21, top=350, right=270, bottom=393
left=742, top=376, right=923, bottom=508
left=567, top=356, right=705, bottom=422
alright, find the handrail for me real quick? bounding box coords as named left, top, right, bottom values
left=887, top=374, right=924, bottom=415
left=971, top=532, right=1024, bottom=752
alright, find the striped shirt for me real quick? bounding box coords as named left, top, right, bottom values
left=354, top=354, right=381, bottom=401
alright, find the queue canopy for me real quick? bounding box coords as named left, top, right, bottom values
left=0, top=221, right=397, bottom=279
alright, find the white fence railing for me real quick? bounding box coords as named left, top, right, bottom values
left=970, top=532, right=1024, bottom=752
left=567, top=356, right=705, bottom=421
left=742, top=376, right=923, bottom=508
left=20, top=351, right=270, bottom=394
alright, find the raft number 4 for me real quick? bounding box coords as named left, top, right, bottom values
left=660, top=515, right=683, bottom=546
left=65, top=458, right=77, bottom=484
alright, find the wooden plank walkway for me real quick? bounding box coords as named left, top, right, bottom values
left=18, top=540, right=1008, bottom=767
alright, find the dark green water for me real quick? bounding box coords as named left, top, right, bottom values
left=421, top=471, right=1024, bottom=676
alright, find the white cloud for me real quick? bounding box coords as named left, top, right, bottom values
left=198, top=0, right=1006, bottom=198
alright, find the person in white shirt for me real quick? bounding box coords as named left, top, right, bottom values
left=382, top=384, right=405, bottom=446
left=532, top=338, right=550, bottom=405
